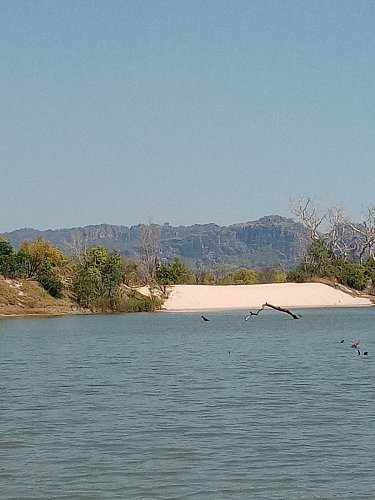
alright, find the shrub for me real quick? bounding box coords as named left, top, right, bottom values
left=287, top=263, right=314, bottom=283
left=334, top=259, right=367, bottom=291
left=37, top=260, right=63, bottom=298
left=156, top=258, right=193, bottom=285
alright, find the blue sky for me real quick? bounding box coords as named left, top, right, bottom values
left=1, top=0, right=374, bottom=232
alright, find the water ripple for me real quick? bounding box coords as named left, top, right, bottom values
left=1, top=308, right=375, bottom=498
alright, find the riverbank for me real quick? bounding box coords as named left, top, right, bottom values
left=0, top=278, right=158, bottom=319
left=162, top=283, right=373, bottom=311
left=0, top=277, right=78, bottom=318
left=1, top=279, right=373, bottom=319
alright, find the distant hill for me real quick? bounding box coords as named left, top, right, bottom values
left=3, top=215, right=309, bottom=270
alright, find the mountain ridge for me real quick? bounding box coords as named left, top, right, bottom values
left=2, top=215, right=309, bottom=270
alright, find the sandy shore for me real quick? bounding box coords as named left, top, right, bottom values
left=162, top=283, right=372, bottom=311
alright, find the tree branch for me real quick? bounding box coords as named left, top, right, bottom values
left=245, top=302, right=301, bottom=320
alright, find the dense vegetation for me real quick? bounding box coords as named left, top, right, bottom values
left=0, top=238, right=160, bottom=313
left=0, top=236, right=288, bottom=314
left=287, top=239, right=375, bottom=293
left=1, top=202, right=374, bottom=315
left=287, top=198, right=375, bottom=294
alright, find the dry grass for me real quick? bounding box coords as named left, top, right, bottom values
left=0, top=277, right=77, bottom=317
left=0, top=277, right=159, bottom=317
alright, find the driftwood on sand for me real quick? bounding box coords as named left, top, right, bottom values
left=245, top=302, right=301, bottom=320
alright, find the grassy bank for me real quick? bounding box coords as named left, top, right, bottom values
left=0, top=278, right=162, bottom=318
left=0, top=277, right=78, bottom=317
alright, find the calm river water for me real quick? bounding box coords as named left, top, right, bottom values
left=1, top=308, right=375, bottom=499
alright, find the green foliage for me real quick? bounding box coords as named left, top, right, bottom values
left=1, top=238, right=165, bottom=311
left=212, top=264, right=230, bottom=285
left=257, top=267, right=286, bottom=284
left=18, top=238, right=67, bottom=279
left=334, top=258, right=368, bottom=291
left=73, top=246, right=124, bottom=310
left=306, top=240, right=335, bottom=277
left=0, top=239, right=15, bottom=277
left=37, top=259, right=63, bottom=298
left=0, top=239, right=13, bottom=262
left=193, top=264, right=260, bottom=285
left=230, top=267, right=258, bottom=285
left=287, top=240, right=333, bottom=283
left=273, top=271, right=287, bottom=283
left=363, top=259, right=375, bottom=293
left=1, top=238, right=66, bottom=297
left=287, top=239, right=373, bottom=292
left=156, top=258, right=193, bottom=285
left=116, top=289, right=162, bottom=312
left=287, top=263, right=314, bottom=283
left=364, top=258, right=375, bottom=281
left=193, top=268, right=215, bottom=284
left=101, top=251, right=123, bottom=299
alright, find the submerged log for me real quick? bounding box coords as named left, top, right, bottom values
left=262, top=302, right=301, bottom=319
left=245, top=302, right=301, bottom=320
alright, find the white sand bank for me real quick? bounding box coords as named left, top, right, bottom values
left=162, top=283, right=372, bottom=311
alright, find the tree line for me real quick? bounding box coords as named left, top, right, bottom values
left=1, top=203, right=374, bottom=314
left=0, top=233, right=287, bottom=313
left=288, top=197, right=375, bottom=293
left=0, top=237, right=159, bottom=312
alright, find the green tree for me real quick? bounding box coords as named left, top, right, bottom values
left=156, top=258, right=193, bottom=285
left=101, top=250, right=123, bottom=307
left=257, top=267, right=286, bottom=284
left=0, top=239, right=14, bottom=277
left=306, top=240, right=334, bottom=277
left=287, top=262, right=314, bottom=283
left=37, top=259, right=63, bottom=298
left=287, top=240, right=332, bottom=283
left=213, top=264, right=230, bottom=285
left=193, top=268, right=215, bottom=284
left=73, top=246, right=123, bottom=310
left=364, top=258, right=375, bottom=292
left=1, top=238, right=67, bottom=296
left=230, top=267, right=258, bottom=285
left=18, top=238, right=67, bottom=278
left=334, top=259, right=367, bottom=291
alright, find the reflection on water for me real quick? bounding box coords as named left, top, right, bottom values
left=1, top=308, right=375, bottom=499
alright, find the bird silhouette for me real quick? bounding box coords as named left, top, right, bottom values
left=201, top=315, right=209, bottom=322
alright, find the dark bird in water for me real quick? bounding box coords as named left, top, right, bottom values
left=351, top=339, right=360, bottom=349
left=340, top=340, right=345, bottom=343
left=201, top=315, right=209, bottom=322
left=357, top=349, right=361, bottom=356
left=364, top=352, right=368, bottom=356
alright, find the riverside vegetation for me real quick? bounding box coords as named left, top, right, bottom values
left=0, top=239, right=160, bottom=316
left=1, top=204, right=375, bottom=316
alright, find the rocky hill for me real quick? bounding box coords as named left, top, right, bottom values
left=3, top=215, right=309, bottom=270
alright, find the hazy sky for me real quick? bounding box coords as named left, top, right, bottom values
left=1, top=0, right=374, bottom=232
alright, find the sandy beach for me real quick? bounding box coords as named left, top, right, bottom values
left=162, top=283, right=372, bottom=311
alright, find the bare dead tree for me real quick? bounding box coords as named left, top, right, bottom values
left=139, top=223, right=161, bottom=284
left=324, top=206, right=358, bottom=259
left=325, top=207, right=343, bottom=257
left=342, top=207, right=375, bottom=263
left=291, top=196, right=326, bottom=242
left=62, top=231, right=89, bottom=264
